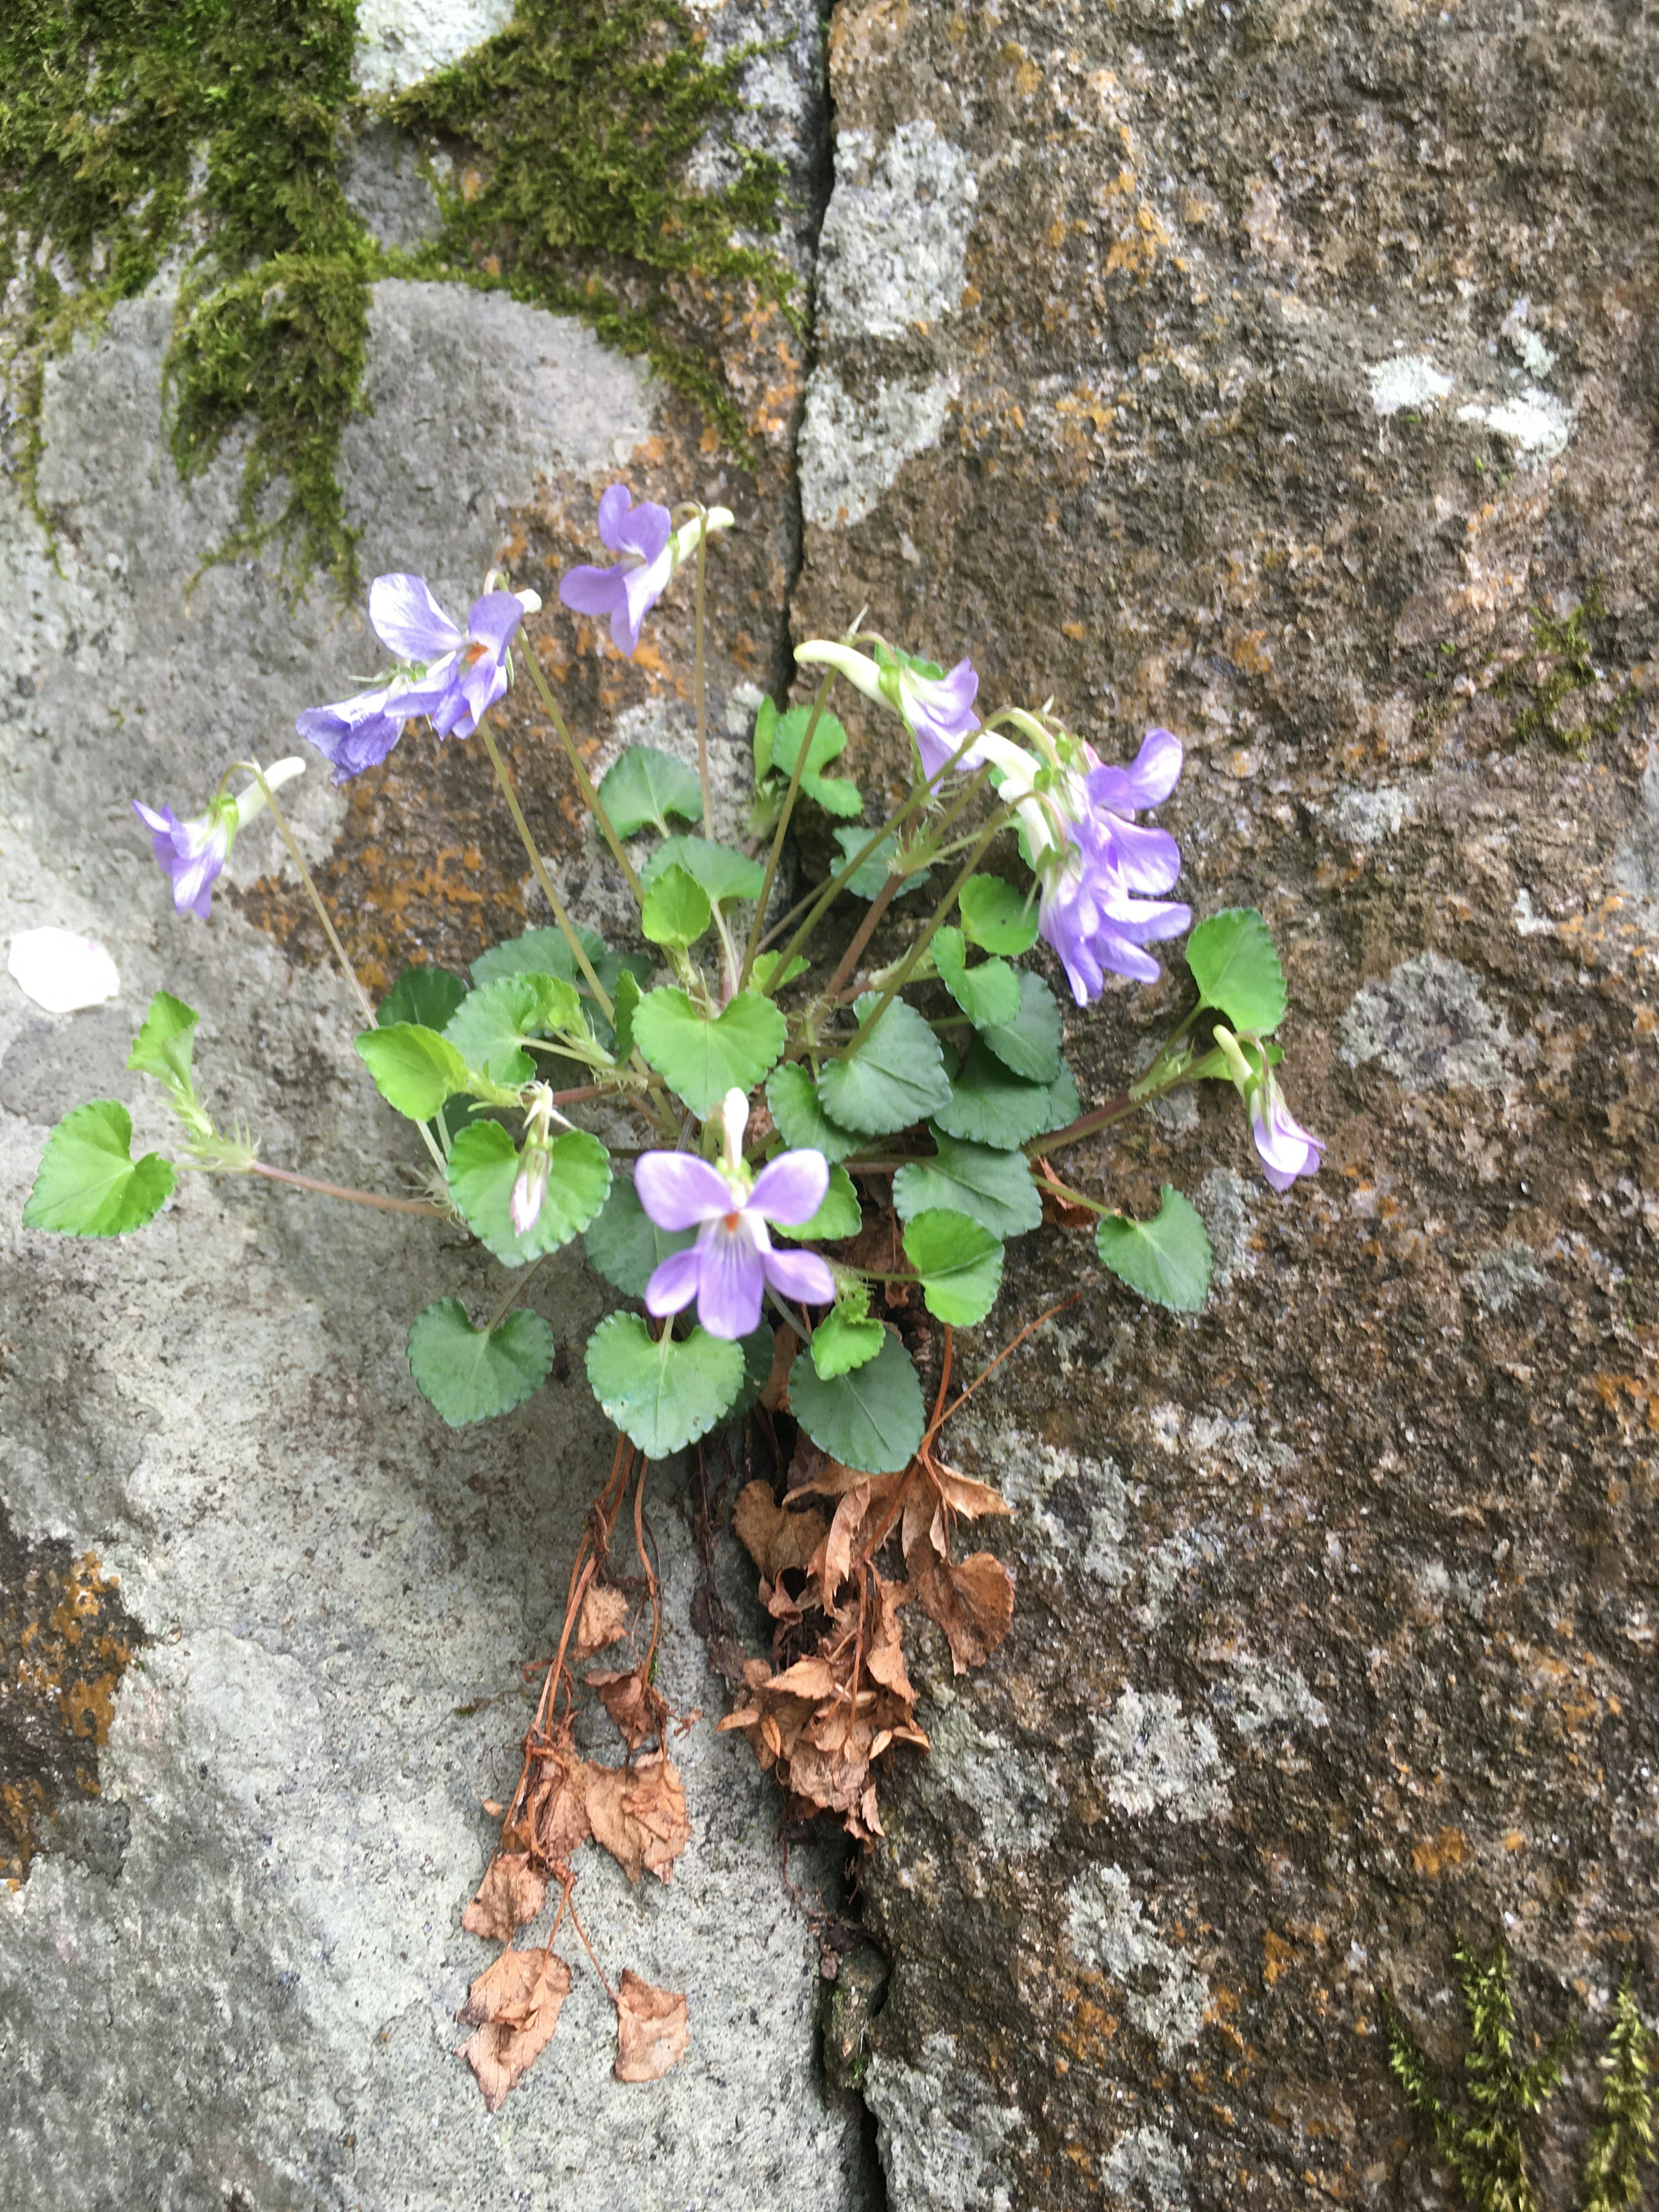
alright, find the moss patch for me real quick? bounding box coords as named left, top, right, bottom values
left=0, top=0, right=794, bottom=595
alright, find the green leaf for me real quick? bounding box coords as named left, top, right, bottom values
left=751, top=950, right=809, bottom=992
left=810, top=1305, right=887, bottom=1379
left=767, top=705, right=861, bottom=817
left=641, top=862, right=713, bottom=949
left=776, top=1163, right=861, bottom=1242
left=406, top=1298, right=554, bottom=1427
left=610, top=968, right=642, bottom=1062
left=1185, top=908, right=1286, bottom=1035
left=127, top=991, right=199, bottom=1093
left=447, top=1122, right=612, bottom=1264
left=597, top=744, right=703, bottom=837
left=380, top=963, right=468, bottom=1033
left=753, top=695, right=779, bottom=782
left=977, top=970, right=1064, bottom=1082
left=585, top=1313, right=746, bottom=1456
left=788, top=1329, right=926, bottom=1475
left=642, top=836, right=764, bottom=907
left=932, top=926, right=1022, bottom=1029
left=444, top=973, right=583, bottom=1085
left=766, top=1062, right=863, bottom=1163
left=934, top=1039, right=1079, bottom=1147
left=729, top=1324, right=778, bottom=1421
left=1094, top=1185, right=1213, bottom=1312
left=471, top=926, right=651, bottom=1007
left=892, top=1128, right=1042, bottom=1238
left=958, top=877, right=1039, bottom=955
left=832, top=825, right=930, bottom=902
left=902, top=1209, right=1005, bottom=1327
left=582, top=1170, right=693, bottom=1296
left=818, top=993, right=952, bottom=1136
left=23, top=1101, right=175, bottom=1236
left=632, top=988, right=786, bottom=1118
left=355, top=1023, right=471, bottom=1121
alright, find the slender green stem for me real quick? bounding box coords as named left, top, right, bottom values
left=693, top=521, right=712, bottom=840
left=1030, top=1165, right=1107, bottom=1214
left=1028, top=1093, right=1135, bottom=1154
left=476, top=722, right=616, bottom=1022
left=241, top=1160, right=446, bottom=1214
left=741, top=671, right=832, bottom=986
left=828, top=807, right=1016, bottom=1064
left=485, top=1254, right=548, bottom=1333
left=521, top=644, right=644, bottom=904
left=815, top=871, right=898, bottom=1007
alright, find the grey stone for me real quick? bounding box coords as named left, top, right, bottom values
left=865, top=2029, right=1031, bottom=2212
left=1338, top=950, right=1511, bottom=1091
left=341, top=124, right=446, bottom=250
left=1065, top=1866, right=1210, bottom=2061
left=1464, top=1240, right=1549, bottom=1315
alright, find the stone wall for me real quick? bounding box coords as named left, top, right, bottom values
left=3, top=0, right=1658, bottom=2208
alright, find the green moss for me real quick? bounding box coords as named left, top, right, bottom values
left=0, top=0, right=794, bottom=595
left=1582, top=1975, right=1656, bottom=2212
left=1511, top=583, right=1619, bottom=758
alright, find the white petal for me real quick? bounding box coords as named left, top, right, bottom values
left=8, top=928, right=121, bottom=1014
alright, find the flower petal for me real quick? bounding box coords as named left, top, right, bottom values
left=467, top=592, right=524, bottom=654
left=614, top=548, right=672, bottom=658
left=694, top=1220, right=767, bottom=1338
left=559, top=561, right=629, bottom=623
left=763, top=1247, right=836, bottom=1309
left=633, top=1153, right=734, bottom=1231
left=644, top=1246, right=703, bottom=1316
left=1087, top=726, right=1182, bottom=814
left=595, top=483, right=634, bottom=553
left=369, top=574, right=464, bottom=662
left=748, top=1148, right=830, bottom=1227
left=1086, top=814, right=1182, bottom=895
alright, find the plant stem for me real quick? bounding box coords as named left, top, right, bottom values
left=693, top=519, right=712, bottom=840
left=520, top=643, right=644, bottom=904
left=1031, top=1165, right=1106, bottom=1214
left=476, top=721, right=616, bottom=1021
left=485, top=1254, right=548, bottom=1333
left=741, top=671, right=833, bottom=986
left=1028, top=1092, right=1135, bottom=1154
left=242, top=1160, right=446, bottom=1214
left=815, top=871, right=898, bottom=1007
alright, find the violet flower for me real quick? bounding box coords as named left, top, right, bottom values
left=795, top=639, right=983, bottom=781
left=1214, top=1027, right=1324, bottom=1192
left=134, top=757, right=305, bottom=920
left=559, top=487, right=735, bottom=660
left=635, top=1089, right=835, bottom=1339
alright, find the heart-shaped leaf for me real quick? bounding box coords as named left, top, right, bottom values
left=831, top=825, right=930, bottom=902
left=934, top=1039, right=1078, bottom=1148
left=641, top=863, right=713, bottom=949
left=641, top=836, right=764, bottom=907
left=632, top=988, right=786, bottom=1117
left=597, top=744, right=703, bottom=838
left=356, top=1023, right=472, bottom=1121
left=958, top=877, right=1039, bottom=955
left=976, top=970, right=1063, bottom=1083
left=380, top=963, right=469, bottom=1032
left=448, top=1122, right=612, bottom=1263
left=810, top=1305, right=887, bottom=1379
left=766, top=1062, right=863, bottom=1162
left=586, top=1313, right=747, bottom=1456
left=818, top=993, right=952, bottom=1136
left=23, top=1100, right=175, bottom=1236
left=126, top=991, right=200, bottom=1094
left=750, top=950, right=810, bottom=992
left=1095, top=1184, right=1213, bottom=1311
left=775, top=1163, right=861, bottom=1242
left=471, top=925, right=650, bottom=1007
left=1185, top=908, right=1286, bottom=1035
left=932, top=926, right=1021, bottom=1029
left=765, top=705, right=861, bottom=817
left=892, top=1127, right=1042, bottom=1239
left=902, top=1209, right=1005, bottom=1327
left=444, top=974, right=583, bottom=1085
left=788, top=1328, right=926, bottom=1475
left=582, top=1170, right=693, bottom=1296
left=407, top=1298, right=554, bottom=1427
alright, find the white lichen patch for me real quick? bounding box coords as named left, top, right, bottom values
left=1067, top=1866, right=1210, bottom=2058
left=1194, top=1168, right=1256, bottom=1291
left=1093, top=1690, right=1231, bottom=1822
left=921, top=1699, right=1061, bottom=1853
left=1325, top=782, right=1415, bottom=845
left=817, top=119, right=976, bottom=343
left=1212, top=1653, right=1328, bottom=1739
left=1368, top=355, right=1453, bottom=416
left=353, top=0, right=516, bottom=93
left=799, top=367, right=956, bottom=529
left=1338, top=950, right=1510, bottom=1090
left=1464, top=1241, right=1548, bottom=1315
left=1103, top=2123, right=1192, bottom=2210
left=865, top=2031, right=1033, bottom=2212
left=1457, top=387, right=1573, bottom=459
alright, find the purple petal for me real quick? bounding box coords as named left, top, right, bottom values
left=1251, top=1096, right=1324, bottom=1192
left=453, top=654, right=509, bottom=732
left=644, top=1246, right=703, bottom=1316
left=369, top=574, right=464, bottom=663
left=616, top=550, right=672, bottom=656
left=132, top=799, right=176, bottom=839
left=633, top=1153, right=734, bottom=1231
left=467, top=593, right=524, bottom=654
left=749, top=1149, right=830, bottom=1228
left=596, top=483, right=635, bottom=552
left=296, top=687, right=408, bottom=782
left=1083, top=814, right=1182, bottom=896
left=695, top=1220, right=767, bottom=1338
left=763, top=1248, right=836, bottom=1309
left=1087, top=727, right=1182, bottom=814
left=559, top=562, right=629, bottom=622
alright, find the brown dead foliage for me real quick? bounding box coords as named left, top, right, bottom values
left=614, top=1970, right=691, bottom=2082
left=459, top=1945, right=574, bottom=2111
left=461, top=1850, right=550, bottom=1941
left=573, top=1583, right=629, bottom=1659
left=584, top=1752, right=691, bottom=1885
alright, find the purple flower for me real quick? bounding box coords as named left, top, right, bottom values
left=132, top=800, right=232, bottom=920
left=558, top=485, right=675, bottom=658
left=1213, top=1027, right=1323, bottom=1193
left=1039, top=853, right=1192, bottom=1000
left=295, top=685, right=408, bottom=784
left=793, top=640, right=983, bottom=782
left=635, top=1089, right=836, bottom=1339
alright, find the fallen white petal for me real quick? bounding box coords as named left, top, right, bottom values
left=7, top=927, right=121, bottom=1013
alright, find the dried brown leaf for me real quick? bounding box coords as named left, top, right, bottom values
left=912, top=1543, right=1016, bottom=1672
left=614, top=1969, right=690, bottom=2082
left=584, top=1754, right=690, bottom=1886
left=574, top=1583, right=630, bottom=1659
left=586, top=1664, right=669, bottom=1752
left=819, top=1481, right=872, bottom=1605
left=528, top=1748, right=593, bottom=1868
left=458, top=1945, right=573, bottom=2111
left=765, top=1655, right=840, bottom=1701
left=936, top=1468, right=1011, bottom=1520
left=461, top=1850, right=549, bottom=1942
left=732, top=1482, right=829, bottom=1581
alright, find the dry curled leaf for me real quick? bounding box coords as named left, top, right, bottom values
left=461, top=1850, right=549, bottom=1941
left=614, top=1969, right=690, bottom=2082
left=527, top=1739, right=594, bottom=1869
left=586, top=1664, right=670, bottom=1752
left=935, top=1467, right=1011, bottom=1520
left=574, top=1583, right=629, bottom=1659
left=732, top=1481, right=828, bottom=1581
left=584, top=1753, right=690, bottom=1885
left=911, top=1540, right=1016, bottom=1672
left=458, top=1945, right=573, bottom=2111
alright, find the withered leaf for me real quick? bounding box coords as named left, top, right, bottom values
left=936, top=1468, right=1011, bottom=1520
left=584, top=1753, right=690, bottom=1885
left=586, top=1664, right=669, bottom=1751
left=574, top=1583, right=630, bottom=1659
left=614, top=1969, right=690, bottom=2082
left=912, top=1543, right=1016, bottom=1672
left=458, top=1945, right=573, bottom=2111
left=461, top=1850, right=549, bottom=1942
left=732, top=1481, right=828, bottom=1581
left=766, top=1654, right=840, bottom=1701
left=818, top=1480, right=871, bottom=1604
left=528, top=1745, right=593, bottom=1867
